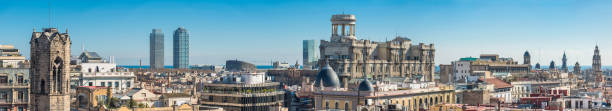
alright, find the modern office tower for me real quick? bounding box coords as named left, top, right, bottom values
left=150, top=29, right=164, bottom=69
left=30, top=28, right=71, bottom=111
left=173, top=27, right=189, bottom=69
left=302, top=40, right=319, bottom=69
left=523, top=51, right=530, bottom=65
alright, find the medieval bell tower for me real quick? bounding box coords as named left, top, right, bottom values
left=30, top=28, right=71, bottom=111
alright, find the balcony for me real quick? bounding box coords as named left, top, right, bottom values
left=0, top=83, right=29, bottom=89
left=0, top=99, right=28, bottom=104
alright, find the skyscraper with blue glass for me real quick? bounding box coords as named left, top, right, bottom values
left=173, top=27, right=189, bottom=69
left=303, top=40, right=319, bottom=69
left=150, top=29, right=164, bottom=69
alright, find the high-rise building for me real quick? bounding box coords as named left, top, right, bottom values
left=523, top=51, right=530, bottom=65
left=30, top=28, right=71, bottom=111
left=302, top=40, right=319, bottom=69
left=561, top=52, right=568, bottom=72
left=173, top=27, right=189, bottom=69
left=150, top=29, right=164, bottom=69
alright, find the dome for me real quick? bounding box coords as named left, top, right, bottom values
left=357, top=79, right=374, bottom=91
left=314, top=64, right=341, bottom=88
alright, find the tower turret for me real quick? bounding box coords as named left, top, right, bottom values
left=330, top=14, right=356, bottom=42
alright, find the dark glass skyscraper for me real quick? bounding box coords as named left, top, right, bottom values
left=173, top=27, right=189, bottom=69
left=302, top=40, right=319, bottom=69
left=150, top=29, right=164, bottom=69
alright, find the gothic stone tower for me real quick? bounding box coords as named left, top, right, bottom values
left=562, top=52, right=568, bottom=72
left=523, top=51, right=530, bottom=65
left=30, top=28, right=71, bottom=111
left=593, top=45, right=603, bottom=86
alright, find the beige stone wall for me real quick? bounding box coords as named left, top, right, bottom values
left=114, top=104, right=194, bottom=111
left=30, top=28, right=72, bottom=111
left=314, top=90, right=455, bottom=110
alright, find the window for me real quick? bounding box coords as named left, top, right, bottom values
left=0, top=93, right=6, bottom=102
left=0, top=76, right=7, bottom=84
left=108, top=82, right=112, bottom=87
left=345, top=102, right=349, bottom=110
left=17, top=76, right=23, bottom=84
left=89, top=82, right=93, bottom=86
left=325, top=101, right=329, bottom=109
left=335, top=102, right=338, bottom=109
left=115, top=82, right=119, bottom=88
left=17, top=91, right=23, bottom=100
left=126, top=82, right=131, bottom=88
left=101, top=82, right=105, bottom=86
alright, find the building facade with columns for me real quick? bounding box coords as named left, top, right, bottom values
left=319, top=14, right=435, bottom=82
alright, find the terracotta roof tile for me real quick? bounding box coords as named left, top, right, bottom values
left=479, top=78, right=512, bottom=89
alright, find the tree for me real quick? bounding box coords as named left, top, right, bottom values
left=128, top=98, right=136, bottom=108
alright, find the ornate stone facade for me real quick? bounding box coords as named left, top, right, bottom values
left=320, top=14, right=435, bottom=81
left=30, top=28, right=71, bottom=111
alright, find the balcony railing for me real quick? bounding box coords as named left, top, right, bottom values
left=0, top=99, right=28, bottom=104
left=0, top=83, right=29, bottom=88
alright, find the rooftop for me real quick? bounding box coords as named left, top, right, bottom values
left=479, top=78, right=512, bottom=89
left=162, top=93, right=191, bottom=98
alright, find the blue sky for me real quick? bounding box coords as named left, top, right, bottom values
left=1, top=0, right=612, bottom=66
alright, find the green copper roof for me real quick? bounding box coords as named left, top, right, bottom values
left=460, top=57, right=478, bottom=61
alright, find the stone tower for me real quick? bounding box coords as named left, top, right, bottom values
left=549, top=61, right=556, bottom=70
left=523, top=51, right=530, bottom=65
left=574, top=62, right=581, bottom=74
left=30, top=28, right=71, bottom=111
left=593, top=45, right=603, bottom=86
left=593, top=45, right=602, bottom=72
left=562, top=52, right=568, bottom=72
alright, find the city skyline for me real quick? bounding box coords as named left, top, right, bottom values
left=2, top=0, right=612, bottom=65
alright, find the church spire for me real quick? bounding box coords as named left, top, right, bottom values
left=562, top=51, right=568, bottom=72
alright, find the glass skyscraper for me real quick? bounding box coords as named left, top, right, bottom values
left=303, top=40, right=319, bottom=69
left=150, top=29, right=164, bottom=69
left=173, top=27, right=189, bottom=69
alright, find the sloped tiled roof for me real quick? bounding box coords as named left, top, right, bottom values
left=161, top=93, right=191, bottom=98
left=479, top=78, right=512, bottom=89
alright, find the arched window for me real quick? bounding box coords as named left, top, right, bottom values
left=54, top=57, right=64, bottom=93
left=96, top=66, right=100, bottom=72
left=40, top=79, right=45, bottom=94
left=325, top=101, right=329, bottom=109
left=435, top=97, right=438, bottom=104
left=345, top=102, right=349, bottom=110
left=335, top=102, right=338, bottom=109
